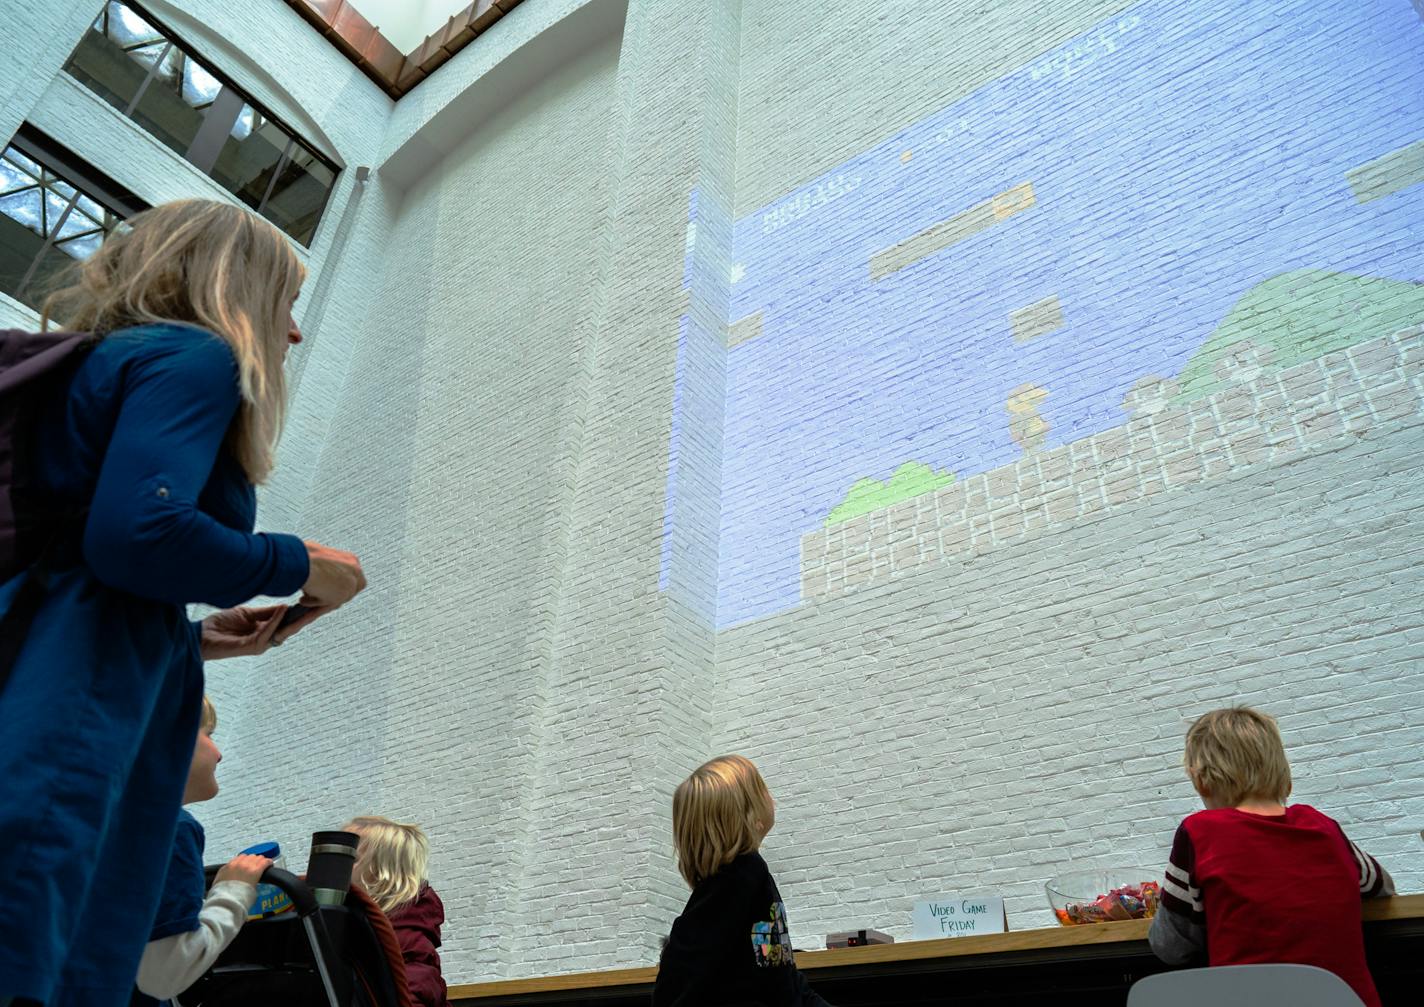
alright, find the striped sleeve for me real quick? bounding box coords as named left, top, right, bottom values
left=1160, top=823, right=1205, bottom=922
left=1336, top=826, right=1395, bottom=898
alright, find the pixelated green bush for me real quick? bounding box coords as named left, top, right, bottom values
left=825, top=461, right=955, bottom=526
left=1176, top=270, right=1424, bottom=400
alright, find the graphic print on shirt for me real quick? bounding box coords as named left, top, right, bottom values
left=750, top=901, right=794, bottom=967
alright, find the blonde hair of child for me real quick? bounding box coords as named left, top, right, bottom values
left=1184, top=707, right=1292, bottom=807
left=41, top=198, right=305, bottom=485
left=200, top=695, right=217, bottom=735
left=672, top=755, right=774, bottom=888
left=343, top=816, right=429, bottom=916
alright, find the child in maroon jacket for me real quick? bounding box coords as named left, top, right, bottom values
left=1148, top=708, right=1394, bottom=1006
left=344, top=816, right=450, bottom=1007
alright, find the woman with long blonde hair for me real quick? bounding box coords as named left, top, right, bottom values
left=344, top=816, right=450, bottom=1007
left=0, top=199, right=365, bottom=1007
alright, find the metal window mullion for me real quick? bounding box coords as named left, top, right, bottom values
left=123, top=39, right=172, bottom=117
left=0, top=180, right=40, bottom=200
left=257, top=137, right=295, bottom=214
left=16, top=190, right=81, bottom=300
left=169, top=51, right=186, bottom=99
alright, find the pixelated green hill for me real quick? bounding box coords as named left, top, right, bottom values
left=825, top=461, right=955, bottom=526
left=1176, top=270, right=1424, bottom=400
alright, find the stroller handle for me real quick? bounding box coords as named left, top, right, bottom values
left=258, top=865, right=323, bottom=917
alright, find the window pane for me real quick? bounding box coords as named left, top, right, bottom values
left=259, top=145, right=337, bottom=247
left=0, top=137, right=137, bottom=314
left=4, top=150, right=40, bottom=177
left=231, top=105, right=255, bottom=141
left=43, top=190, right=75, bottom=238
left=60, top=2, right=337, bottom=247
left=209, top=110, right=289, bottom=211
left=64, top=16, right=153, bottom=116
left=56, top=201, right=99, bottom=242
left=126, top=44, right=205, bottom=157
left=129, top=40, right=167, bottom=75
left=22, top=241, right=87, bottom=307
left=0, top=188, right=44, bottom=234
left=182, top=60, right=222, bottom=108
left=0, top=207, right=47, bottom=308
left=0, top=158, right=36, bottom=195
left=107, top=1, right=163, bottom=48
left=58, top=232, right=105, bottom=260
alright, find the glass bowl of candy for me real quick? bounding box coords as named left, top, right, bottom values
left=1045, top=870, right=1160, bottom=925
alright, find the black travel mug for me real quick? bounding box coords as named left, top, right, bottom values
left=307, top=830, right=359, bottom=907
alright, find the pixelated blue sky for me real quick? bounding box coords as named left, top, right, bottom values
left=668, top=0, right=1424, bottom=628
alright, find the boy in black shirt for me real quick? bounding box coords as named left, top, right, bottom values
left=654, top=755, right=830, bottom=1007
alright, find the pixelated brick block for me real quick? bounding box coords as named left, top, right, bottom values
left=801, top=530, right=827, bottom=564
left=992, top=181, right=1036, bottom=218
left=727, top=310, right=763, bottom=348
left=1367, top=381, right=1420, bottom=423
left=1162, top=449, right=1205, bottom=486
left=1010, top=294, right=1065, bottom=343
left=869, top=181, right=1036, bottom=280
left=1226, top=430, right=1269, bottom=467
left=1037, top=445, right=1070, bottom=484
left=1346, top=139, right=1424, bottom=203
left=891, top=541, right=921, bottom=572
left=1396, top=327, right=1424, bottom=378
left=986, top=466, right=1017, bottom=501
left=1350, top=338, right=1401, bottom=379
left=796, top=324, right=1422, bottom=597
left=1298, top=406, right=1345, bottom=445
left=1043, top=488, right=1077, bottom=524
left=992, top=507, right=1025, bottom=540
left=1094, top=423, right=1130, bottom=459
left=934, top=481, right=967, bottom=516
left=938, top=521, right=971, bottom=556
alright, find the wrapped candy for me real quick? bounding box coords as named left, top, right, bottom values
left=1054, top=881, right=1159, bottom=926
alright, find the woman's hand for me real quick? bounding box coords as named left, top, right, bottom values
left=200, top=605, right=288, bottom=660
left=300, top=542, right=366, bottom=611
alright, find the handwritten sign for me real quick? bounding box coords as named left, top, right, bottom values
left=911, top=896, right=1007, bottom=939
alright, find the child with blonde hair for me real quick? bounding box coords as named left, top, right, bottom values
left=133, top=697, right=271, bottom=1005
left=343, top=816, right=449, bottom=1007
left=1149, top=707, right=1394, bottom=1005
left=653, top=755, right=830, bottom=1007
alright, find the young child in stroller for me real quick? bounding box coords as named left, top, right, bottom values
left=342, top=817, right=450, bottom=1007
left=133, top=697, right=270, bottom=1004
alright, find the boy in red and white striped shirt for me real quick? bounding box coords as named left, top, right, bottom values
left=1148, top=707, right=1394, bottom=1006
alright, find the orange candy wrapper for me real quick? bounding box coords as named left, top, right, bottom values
left=1053, top=880, right=1160, bottom=925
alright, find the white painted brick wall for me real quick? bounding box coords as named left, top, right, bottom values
left=4, top=0, right=1419, bottom=990
left=717, top=411, right=1424, bottom=942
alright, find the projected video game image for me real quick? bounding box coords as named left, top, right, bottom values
left=665, top=0, right=1424, bottom=629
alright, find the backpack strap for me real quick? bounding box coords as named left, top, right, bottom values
left=0, top=329, right=95, bottom=687
left=0, top=330, right=96, bottom=397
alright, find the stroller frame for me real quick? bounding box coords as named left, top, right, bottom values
left=180, top=864, right=411, bottom=1007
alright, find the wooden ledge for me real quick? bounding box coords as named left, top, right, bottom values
left=448, top=894, right=1424, bottom=999
left=451, top=964, right=657, bottom=998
